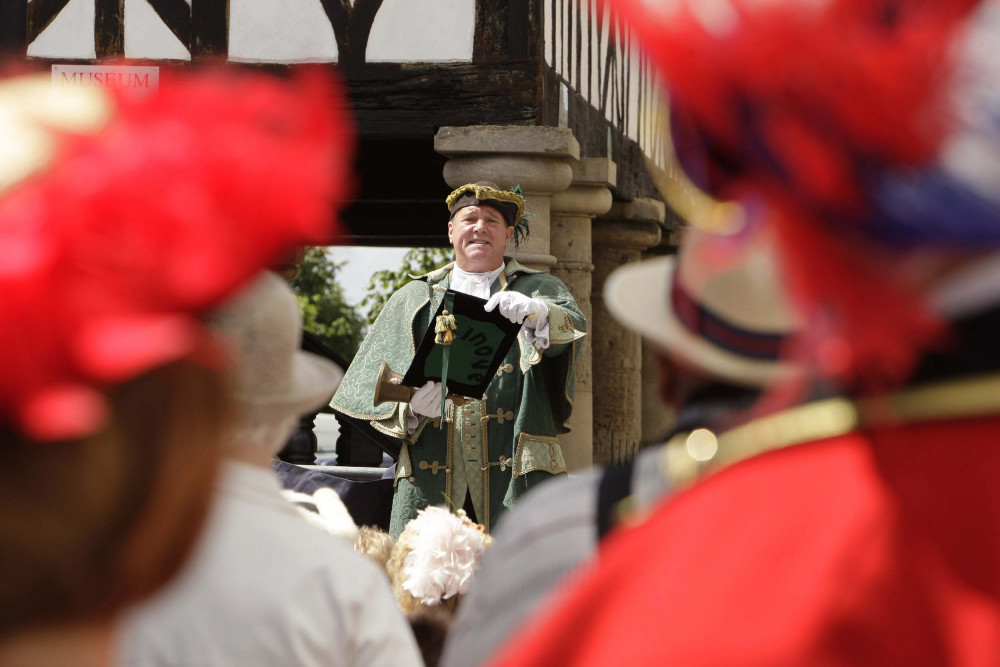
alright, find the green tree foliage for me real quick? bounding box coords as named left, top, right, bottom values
left=292, top=248, right=367, bottom=360
left=360, top=247, right=453, bottom=324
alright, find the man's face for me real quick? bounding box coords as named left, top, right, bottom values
left=448, top=204, right=514, bottom=272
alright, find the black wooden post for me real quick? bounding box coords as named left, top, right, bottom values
left=279, top=411, right=320, bottom=466
left=191, top=0, right=227, bottom=57
left=335, top=414, right=385, bottom=467
left=474, top=0, right=540, bottom=63
left=319, top=0, right=384, bottom=72
left=95, top=0, right=125, bottom=57
left=0, top=0, right=27, bottom=54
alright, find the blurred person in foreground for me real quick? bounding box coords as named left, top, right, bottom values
left=442, top=223, right=799, bottom=667
left=491, top=1, right=1000, bottom=665
left=0, top=65, right=353, bottom=667
left=119, top=273, right=422, bottom=667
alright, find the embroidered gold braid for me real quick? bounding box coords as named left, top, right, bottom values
left=662, top=371, right=1000, bottom=488
left=446, top=183, right=525, bottom=224
left=481, top=395, right=491, bottom=531
left=445, top=402, right=454, bottom=504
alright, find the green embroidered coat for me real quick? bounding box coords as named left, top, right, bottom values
left=330, top=260, right=586, bottom=537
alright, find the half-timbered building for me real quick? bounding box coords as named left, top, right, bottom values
left=6, top=0, right=680, bottom=468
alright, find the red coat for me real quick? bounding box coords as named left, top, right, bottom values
left=490, top=415, right=1000, bottom=666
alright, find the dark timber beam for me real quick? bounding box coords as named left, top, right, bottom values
left=26, top=0, right=68, bottom=46
left=191, top=0, right=227, bottom=57
left=95, top=0, right=125, bottom=57
left=319, top=0, right=384, bottom=72
left=540, top=67, right=665, bottom=203
left=474, top=0, right=540, bottom=63
left=146, top=0, right=192, bottom=51
left=344, top=62, right=538, bottom=136
left=0, top=0, right=27, bottom=53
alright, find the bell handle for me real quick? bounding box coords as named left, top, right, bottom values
left=373, top=361, right=468, bottom=407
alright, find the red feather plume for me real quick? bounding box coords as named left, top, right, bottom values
left=0, top=66, right=355, bottom=440
left=605, top=0, right=982, bottom=387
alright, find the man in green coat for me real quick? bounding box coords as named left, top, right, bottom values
left=331, top=182, right=586, bottom=537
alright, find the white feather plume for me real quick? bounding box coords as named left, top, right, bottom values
left=400, top=506, right=490, bottom=605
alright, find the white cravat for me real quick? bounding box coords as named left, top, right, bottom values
left=451, top=263, right=505, bottom=299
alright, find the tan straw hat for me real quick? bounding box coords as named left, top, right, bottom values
left=604, top=225, right=800, bottom=388
left=211, top=272, right=344, bottom=423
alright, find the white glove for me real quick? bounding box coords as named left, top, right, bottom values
left=484, top=291, right=549, bottom=328
left=409, top=380, right=451, bottom=420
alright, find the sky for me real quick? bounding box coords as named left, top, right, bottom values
left=326, top=245, right=411, bottom=307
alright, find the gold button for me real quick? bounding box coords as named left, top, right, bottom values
left=550, top=460, right=557, bottom=470
left=408, top=476, right=415, bottom=482
left=465, top=445, right=473, bottom=452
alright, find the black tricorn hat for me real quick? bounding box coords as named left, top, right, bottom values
left=446, top=181, right=525, bottom=229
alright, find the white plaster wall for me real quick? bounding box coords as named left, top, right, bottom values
left=596, top=4, right=611, bottom=109
left=542, top=1, right=666, bottom=165
left=229, top=0, right=338, bottom=63
left=589, top=0, right=600, bottom=109
left=544, top=0, right=554, bottom=67
left=124, top=0, right=191, bottom=60
left=560, top=0, right=569, bottom=83
left=366, top=0, right=474, bottom=63
left=27, top=0, right=95, bottom=60
left=27, top=0, right=472, bottom=64
left=579, top=0, right=591, bottom=101
left=653, top=81, right=668, bottom=169
left=627, top=33, right=641, bottom=142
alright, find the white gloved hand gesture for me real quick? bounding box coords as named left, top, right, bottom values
left=484, top=291, right=549, bottom=329
left=409, top=380, right=451, bottom=419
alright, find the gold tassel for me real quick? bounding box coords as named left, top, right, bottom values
left=435, top=310, right=457, bottom=345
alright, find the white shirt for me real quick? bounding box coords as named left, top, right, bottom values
left=117, top=461, right=422, bottom=667
left=450, top=263, right=505, bottom=299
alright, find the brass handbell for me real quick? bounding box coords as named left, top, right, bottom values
left=373, top=361, right=468, bottom=407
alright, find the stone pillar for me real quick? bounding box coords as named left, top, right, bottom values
left=591, top=199, right=664, bottom=465
left=434, top=126, right=580, bottom=270
left=548, top=158, right=616, bottom=470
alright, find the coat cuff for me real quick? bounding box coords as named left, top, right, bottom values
left=545, top=302, right=586, bottom=346
left=371, top=402, right=420, bottom=443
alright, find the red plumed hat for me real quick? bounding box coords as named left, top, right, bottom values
left=0, top=66, right=355, bottom=440
left=606, top=0, right=994, bottom=388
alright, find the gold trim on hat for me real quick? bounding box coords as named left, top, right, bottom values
left=446, top=183, right=525, bottom=224
left=662, top=371, right=1000, bottom=488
